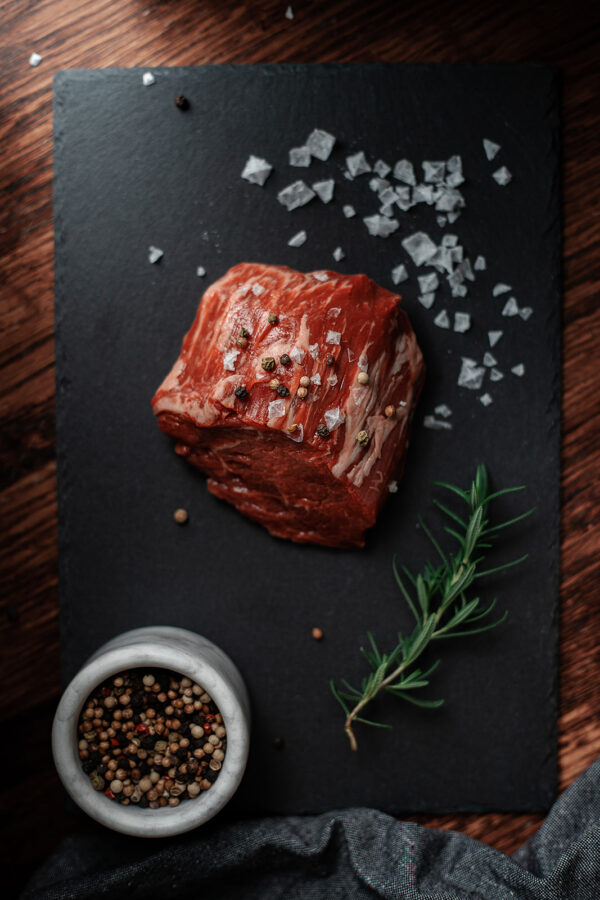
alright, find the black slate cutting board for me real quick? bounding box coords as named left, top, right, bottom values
left=53, top=63, right=560, bottom=816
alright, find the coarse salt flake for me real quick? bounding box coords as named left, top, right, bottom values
left=326, top=330, right=341, bottom=345
left=196, top=266, right=206, bottom=277
left=332, top=247, right=345, bottom=262
left=312, top=179, right=335, bottom=203
left=483, top=138, right=501, bottom=161
left=418, top=293, right=435, bottom=310
left=148, top=246, right=163, bottom=264
left=268, top=399, right=286, bottom=419
left=488, top=330, right=503, bottom=347
left=29, top=52, right=42, bottom=67
left=309, top=343, right=319, bottom=359
left=493, top=283, right=511, bottom=296
left=483, top=352, right=497, bottom=367
left=306, top=129, right=336, bottom=161
left=502, top=297, right=520, bottom=317
left=424, top=415, right=453, bottom=431
left=479, top=393, right=493, bottom=406
left=343, top=204, right=356, bottom=218
left=434, top=310, right=450, bottom=329
left=327, top=373, right=338, bottom=387
left=363, top=214, right=399, bottom=238
left=435, top=404, right=453, bottom=418
left=288, top=230, right=307, bottom=247
left=393, top=159, right=416, bottom=186
left=454, top=312, right=471, bottom=333
left=418, top=272, right=439, bottom=294
left=287, top=423, right=303, bottom=442
left=277, top=180, right=315, bottom=210
left=474, top=255, right=486, bottom=271
left=311, top=373, right=322, bottom=385
left=290, top=346, right=305, bottom=364
left=490, top=368, right=504, bottom=382
left=223, top=349, right=240, bottom=371
left=519, top=307, right=533, bottom=320
left=312, top=272, right=328, bottom=282
left=458, top=358, right=485, bottom=391
left=391, top=264, right=408, bottom=285
left=388, top=481, right=399, bottom=493
left=142, top=72, right=155, bottom=86
left=324, top=407, right=345, bottom=431
left=357, top=353, right=368, bottom=372
left=289, top=146, right=311, bottom=167
left=511, top=363, right=525, bottom=377
left=252, top=283, right=265, bottom=296
left=374, top=159, right=391, bottom=177
left=241, top=155, right=273, bottom=186
left=346, top=151, right=371, bottom=177
left=492, top=166, right=512, bottom=186
left=422, top=161, right=446, bottom=183
left=285, top=5, right=294, bottom=19
left=402, top=231, right=437, bottom=266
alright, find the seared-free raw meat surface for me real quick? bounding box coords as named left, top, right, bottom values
left=153, top=263, right=424, bottom=548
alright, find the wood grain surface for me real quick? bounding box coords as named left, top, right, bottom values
left=1, top=0, right=599, bottom=893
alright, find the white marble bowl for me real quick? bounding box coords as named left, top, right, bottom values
left=52, top=626, right=250, bottom=837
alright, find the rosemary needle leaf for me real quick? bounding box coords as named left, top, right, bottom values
left=333, top=464, right=534, bottom=751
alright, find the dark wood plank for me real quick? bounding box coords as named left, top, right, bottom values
left=1, top=0, right=599, bottom=892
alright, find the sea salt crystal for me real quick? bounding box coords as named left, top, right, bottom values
left=458, top=358, right=485, bottom=391
left=312, top=179, right=335, bottom=203
left=412, top=184, right=435, bottom=205
left=363, top=214, right=399, bottom=237
left=511, top=363, right=525, bottom=377
left=474, top=255, right=486, bottom=271
left=394, top=185, right=412, bottom=210
left=357, top=353, right=369, bottom=372
left=326, top=330, right=341, bottom=345
left=393, top=159, right=416, bottom=185
left=462, top=258, right=475, bottom=282
left=493, top=166, right=512, bottom=186
left=378, top=187, right=398, bottom=207
left=251, top=283, right=265, bottom=296
left=29, top=52, right=42, bottom=67
left=447, top=211, right=461, bottom=224
left=287, top=423, right=303, bottom=442
left=502, top=297, right=520, bottom=317
left=446, top=169, right=465, bottom=188
left=519, top=307, right=533, bottom=320
left=452, top=283, right=468, bottom=298
left=483, top=352, right=497, bottom=367
left=311, top=373, right=322, bottom=385
left=488, top=330, right=503, bottom=347
left=142, top=72, right=155, bottom=86
left=388, top=481, right=399, bottom=493
left=479, top=393, right=493, bottom=406
left=342, top=204, right=356, bottom=218
left=285, top=5, right=294, bottom=20
left=483, top=139, right=501, bottom=161
left=437, top=216, right=447, bottom=228
left=324, top=407, right=345, bottom=431
left=424, top=416, right=452, bottom=431
left=312, top=272, right=328, bottom=283
left=346, top=151, right=371, bottom=177
left=196, top=266, right=206, bottom=277
left=277, top=180, right=315, bottom=210
left=241, top=155, right=272, bottom=186
left=435, top=404, right=453, bottom=418
left=422, top=161, right=446, bottom=184
left=379, top=203, right=395, bottom=218
left=454, top=312, right=471, bottom=333
left=309, top=343, right=319, bottom=359
left=435, top=186, right=466, bottom=212
left=148, top=246, right=163, bottom=264
left=306, top=129, right=336, bottom=161
left=223, top=349, right=239, bottom=371
left=402, top=232, right=437, bottom=266
left=490, top=368, right=504, bottom=382
left=419, top=293, right=436, bottom=309
left=441, top=234, right=459, bottom=248
left=290, top=346, right=305, bottom=364
left=288, top=230, right=307, bottom=247
left=369, top=177, right=390, bottom=194
left=289, top=146, right=311, bottom=167
left=327, top=374, right=338, bottom=387
left=391, top=264, right=408, bottom=285
left=374, top=159, right=391, bottom=177
left=332, top=247, right=345, bottom=262
left=418, top=272, right=439, bottom=293
left=268, top=399, right=286, bottom=419
left=434, top=310, right=450, bottom=329
left=493, top=283, right=511, bottom=296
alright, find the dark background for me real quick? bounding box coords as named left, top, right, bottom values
left=1, top=1, right=599, bottom=896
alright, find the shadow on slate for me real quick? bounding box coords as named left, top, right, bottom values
left=53, top=63, right=560, bottom=816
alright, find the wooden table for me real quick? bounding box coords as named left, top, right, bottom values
left=1, top=0, right=599, bottom=893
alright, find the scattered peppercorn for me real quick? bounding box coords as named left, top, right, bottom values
left=356, top=430, right=370, bottom=447
left=236, top=336, right=248, bottom=349
left=280, top=353, right=291, bottom=367
left=325, top=354, right=335, bottom=366
left=311, top=627, right=324, bottom=641
left=261, top=357, right=276, bottom=372
left=357, top=371, right=370, bottom=385
left=276, top=384, right=290, bottom=398
left=239, top=327, right=249, bottom=338
left=174, top=94, right=189, bottom=110
left=316, top=424, right=330, bottom=439
left=77, top=668, right=226, bottom=808
left=299, top=375, right=310, bottom=387
left=287, top=424, right=299, bottom=434
left=269, top=378, right=280, bottom=390
left=296, top=387, right=308, bottom=399
left=173, top=508, right=188, bottom=525
left=234, top=385, right=249, bottom=399
left=268, top=313, right=278, bottom=325
left=384, top=405, right=396, bottom=418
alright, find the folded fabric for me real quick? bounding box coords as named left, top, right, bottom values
left=22, top=756, right=600, bottom=899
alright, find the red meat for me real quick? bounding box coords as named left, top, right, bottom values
left=152, top=263, right=424, bottom=548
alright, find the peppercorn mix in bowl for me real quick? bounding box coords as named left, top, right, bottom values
left=52, top=626, right=250, bottom=836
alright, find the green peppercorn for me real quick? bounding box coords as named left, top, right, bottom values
left=234, top=386, right=248, bottom=399
left=276, top=384, right=290, bottom=398
left=268, top=313, right=278, bottom=325
left=316, top=424, right=330, bottom=439
left=356, top=429, right=370, bottom=447
left=261, top=357, right=276, bottom=372
left=326, top=354, right=335, bottom=366
left=280, top=353, right=291, bottom=366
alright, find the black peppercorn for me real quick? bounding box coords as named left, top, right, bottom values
left=239, top=326, right=249, bottom=338
left=280, top=353, right=291, bottom=366
left=234, top=386, right=249, bottom=399
left=316, top=424, right=330, bottom=438
left=326, top=354, right=335, bottom=366
left=276, top=384, right=290, bottom=398
left=174, top=94, right=189, bottom=110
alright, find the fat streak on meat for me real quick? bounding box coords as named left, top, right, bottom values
left=152, top=263, right=424, bottom=548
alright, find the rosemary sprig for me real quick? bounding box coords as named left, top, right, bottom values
left=330, top=464, right=534, bottom=751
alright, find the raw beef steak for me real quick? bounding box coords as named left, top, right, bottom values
left=152, top=263, right=424, bottom=548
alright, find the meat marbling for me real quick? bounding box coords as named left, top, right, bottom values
left=152, top=263, right=424, bottom=548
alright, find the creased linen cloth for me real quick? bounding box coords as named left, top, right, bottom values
left=23, top=756, right=600, bottom=899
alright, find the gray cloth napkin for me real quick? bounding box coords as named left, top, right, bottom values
left=22, top=756, right=600, bottom=899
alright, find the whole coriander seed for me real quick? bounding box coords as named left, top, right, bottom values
left=296, top=387, right=308, bottom=399
left=384, top=405, right=396, bottom=418
left=173, top=508, right=188, bottom=525
left=299, top=375, right=310, bottom=387
left=234, top=385, right=249, bottom=400
left=357, top=371, right=370, bottom=385
left=280, top=353, right=291, bottom=366
left=269, top=378, right=280, bottom=390
left=312, top=626, right=324, bottom=640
